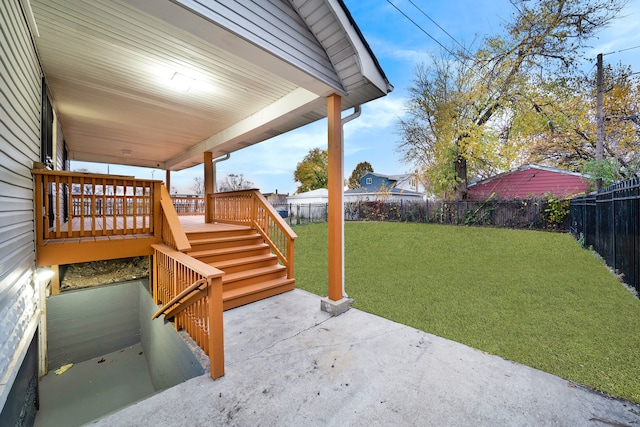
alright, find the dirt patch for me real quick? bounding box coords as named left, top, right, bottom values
left=61, top=257, right=149, bottom=291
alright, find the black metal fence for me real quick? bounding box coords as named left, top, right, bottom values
left=570, top=178, right=640, bottom=295
left=273, top=203, right=328, bottom=225
left=274, top=198, right=568, bottom=231
left=345, top=200, right=427, bottom=222
left=425, top=199, right=569, bottom=230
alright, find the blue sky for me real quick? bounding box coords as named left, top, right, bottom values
left=73, top=0, right=640, bottom=195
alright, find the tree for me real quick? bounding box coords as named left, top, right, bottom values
left=293, top=148, right=328, bottom=194
left=397, top=0, right=625, bottom=199
left=347, top=161, right=374, bottom=189
left=523, top=63, right=640, bottom=181
left=217, top=173, right=254, bottom=192
left=190, top=176, right=204, bottom=196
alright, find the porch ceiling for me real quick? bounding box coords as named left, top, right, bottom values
left=29, top=0, right=390, bottom=171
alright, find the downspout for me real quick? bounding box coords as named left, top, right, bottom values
left=339, top=106, right=361, bottom=297
left=210, top=153, right=230, bottom=222
left=212, top=153, right=230, bottom=193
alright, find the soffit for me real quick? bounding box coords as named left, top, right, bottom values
left=29, top=0, right=389, bottom=171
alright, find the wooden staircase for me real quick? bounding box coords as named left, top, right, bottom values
left=185, top=225, right=296, bottom=310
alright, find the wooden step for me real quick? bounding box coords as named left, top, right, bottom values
left=223, top=278, right=296, bottom=311
left=188, top=233, right=263, bottom=251
left=185, top=226, right=254, bottom=241
left=210, top=253, right=278, bottom=274
left=188, top=243, right=270, bottom=264
left=222, top=264, right=287, bottom=291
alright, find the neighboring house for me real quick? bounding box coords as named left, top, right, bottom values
left=1, top=0, right=391, bottom=424
left=345, top=172, right=424, bottom=202
left=467, top=164, right=591, bottom=201
left=358, top=172, right=423, bottom=193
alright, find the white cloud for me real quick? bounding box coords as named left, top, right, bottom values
left=344, top=95, right=406, bottom=135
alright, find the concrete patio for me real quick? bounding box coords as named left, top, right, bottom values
left=92, top=289, right=640, bottom=426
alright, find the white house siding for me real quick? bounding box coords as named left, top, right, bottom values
left=0, top=0, right=42, bottom=413
left=176, top=0, right=343, bottom=90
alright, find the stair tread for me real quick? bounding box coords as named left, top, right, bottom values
left=223, top=277, right=296, bottom=300
left=188, top=243, right=269, bottom=257
left=185, top=224, right=253, bottom=234
left=188, top=234, right=261, bottom=245
left=211, top=254, right=277, bottom=269
left=222, top=264, right=286, bottom=283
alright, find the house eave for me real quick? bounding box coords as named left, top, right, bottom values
left=31, top=0, right=392, bottom=172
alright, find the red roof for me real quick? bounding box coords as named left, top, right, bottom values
left=467, top=165, right=590, bottom=200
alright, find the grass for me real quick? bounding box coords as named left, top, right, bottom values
left=293, top=222, right=640, bottom=403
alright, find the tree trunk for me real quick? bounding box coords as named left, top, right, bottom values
left=454, top=155, right=468, bottom=200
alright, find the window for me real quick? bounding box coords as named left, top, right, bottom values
left=40, top=78, right=53, bottom=169
left=365, top=177, right=372, bottom=185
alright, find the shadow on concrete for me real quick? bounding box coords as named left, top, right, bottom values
left=35, top=343, right=154, bottom=427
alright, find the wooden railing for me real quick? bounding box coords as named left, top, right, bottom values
left=171, top=196, right=205, bottom=215
left=160, top=186, right=191, bottom=252
left=32, top=169, right=162, bottom=243
left=152, top=244, right=225, bottom=379
left=207, top=190, right=297, bottom=278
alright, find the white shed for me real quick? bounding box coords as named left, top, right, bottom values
left=287, top=188, right=329, bottom=204
left=286, top=189, right=328, bottom=222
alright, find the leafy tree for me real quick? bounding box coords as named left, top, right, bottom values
left=217, top=174, right=254, bottom=192
left=347, top=161, right=374, bottom=189
left=293, top=148, right=328, bottom=194
left=397, top=0, right=625, bottom=199
left=524, top=63, right=640, bottom=180
left=582, top=158, right=623, bottom=189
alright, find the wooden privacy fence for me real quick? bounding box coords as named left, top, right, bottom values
left=208, top=190, right=297, bottom=279
left=32, top=169, right=162, bottom=242
left=570, top=178, right=640, bottom=295
left=152, top=244, right=225, bottom=379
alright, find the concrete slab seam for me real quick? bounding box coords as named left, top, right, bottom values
left=230, top=316, right=335, bottom=365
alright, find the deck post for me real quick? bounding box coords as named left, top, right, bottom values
left=153, top=181, right=163, bottom=239
left=165, top=170, right=171, bottom=194
left=50, top=265, right=60, bottom=296
left=326, top=94, right=345, bottom=302
left=204, top=152, right=213, bottom=223
left=208, top=276, right=225, bottom=379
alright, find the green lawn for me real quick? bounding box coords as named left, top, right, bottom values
left=294, top=222, right=640, bottom=403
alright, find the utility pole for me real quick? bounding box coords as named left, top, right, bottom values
left=595, top=53, right=605, bottom=191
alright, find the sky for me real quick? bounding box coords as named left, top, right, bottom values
left=72, top=0, right=640, bottom=195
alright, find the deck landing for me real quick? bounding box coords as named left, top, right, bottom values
left=178, top=216, right=251, bottom=234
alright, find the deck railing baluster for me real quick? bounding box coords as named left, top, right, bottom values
left=206, top=189, right=297, bottom=279
left=152, top=243, right=224, bottom=379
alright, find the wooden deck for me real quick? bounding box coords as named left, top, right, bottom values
left=37, top=216, right=251, bottom=267
left=178, top=216, right=251, bottom=234
left=50, top=215, right=153, bottom=237
left=46, top=215, right=249, bottom=240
